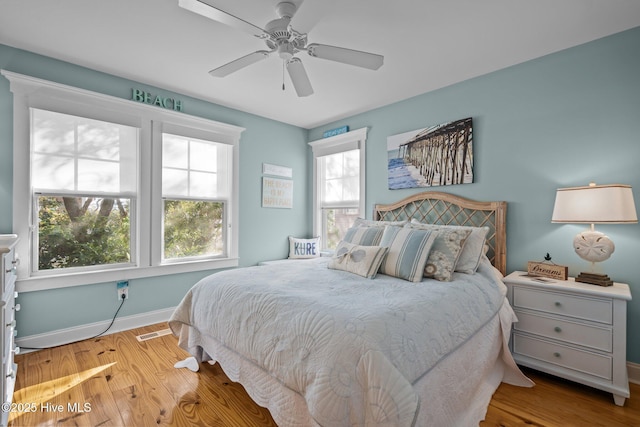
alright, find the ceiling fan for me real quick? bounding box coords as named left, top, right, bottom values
left=178, top=0, right=384, bottom=97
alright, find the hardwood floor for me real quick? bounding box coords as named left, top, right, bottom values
left=9, top=323, right=640, bottom=426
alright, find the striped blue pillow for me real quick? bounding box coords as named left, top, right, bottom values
left=343, top=226, right=385, bottom=246
left=379, top=226, right=437, bottom=282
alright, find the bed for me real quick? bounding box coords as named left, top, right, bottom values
left=169, top=191, right=533, bottom=426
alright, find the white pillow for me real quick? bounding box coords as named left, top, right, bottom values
left=328, top=241, right=388, bottom=279
left=288, top=236, right=321, bottom=259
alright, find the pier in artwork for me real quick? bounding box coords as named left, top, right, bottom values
left=388, top=117, right=473, bottom=189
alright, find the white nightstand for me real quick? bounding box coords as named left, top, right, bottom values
left=503, top=271, right=632, bottom=406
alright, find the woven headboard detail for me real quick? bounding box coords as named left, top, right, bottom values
left=374, top=191, right=507, bottom=275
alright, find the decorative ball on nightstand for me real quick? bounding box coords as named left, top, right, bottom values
left=572, top=230, right=614, bottom=262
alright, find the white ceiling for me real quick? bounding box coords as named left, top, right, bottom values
left=1, top=0, right=640, bottom=129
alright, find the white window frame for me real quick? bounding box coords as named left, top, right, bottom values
left=3, top=70, right=244, bottom=292
left=308, top=127, right=367, bottom=250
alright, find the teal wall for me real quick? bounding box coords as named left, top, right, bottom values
left=2, top=25, right=640, bottom=364
left=309, top=26, right=640, bottom=364
left=0, top=45, right=310, bottom=337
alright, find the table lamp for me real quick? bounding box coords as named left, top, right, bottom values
left=551, top=182, right=637, bottom=286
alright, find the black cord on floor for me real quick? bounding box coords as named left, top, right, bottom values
left=19, top=293, right=127, bottom=351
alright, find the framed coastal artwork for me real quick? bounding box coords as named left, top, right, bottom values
left=387, top=117, right=473, bottom=190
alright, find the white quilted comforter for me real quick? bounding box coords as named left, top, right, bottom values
left=169, top=257, right=509, bottom=426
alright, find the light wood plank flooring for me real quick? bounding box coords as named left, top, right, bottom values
left=9, top=323, right=640, bottom=426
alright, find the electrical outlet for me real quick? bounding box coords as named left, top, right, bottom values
left=117, top=280, right=129, bottom=300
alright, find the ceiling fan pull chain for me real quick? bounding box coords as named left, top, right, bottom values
left=282, top=61, right=286, bottom=91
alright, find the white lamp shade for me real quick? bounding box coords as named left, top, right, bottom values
left=552, top=183, right=638, bottom=224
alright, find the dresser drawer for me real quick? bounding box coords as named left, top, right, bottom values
left=512, top=287, right=612, bottom=324
left=513, top=310, right=612, bottom=352
left=513, top=333, right=612, bottom=380
left=3, top=250, right=16, bottom=295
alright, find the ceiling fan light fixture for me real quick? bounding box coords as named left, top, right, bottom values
left=277, top=42, right=295, bottom=60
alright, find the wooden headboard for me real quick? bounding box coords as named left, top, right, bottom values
left=374, top=191, right=507, bottom=275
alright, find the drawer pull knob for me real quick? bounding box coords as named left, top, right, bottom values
left=6, top=320, right=16, bottom=328
left=553, top=352, right=561, bottom=358
left=554, top=326, right=562, bottom=333
left=14, top=303, right=21, bottom=312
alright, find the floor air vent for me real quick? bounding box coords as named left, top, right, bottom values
left=136, top=328, right=172, bottom=342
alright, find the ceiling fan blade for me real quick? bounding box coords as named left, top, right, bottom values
left=209, top=51, right=271, bottom=77
left=307, top=43, right=384, bottom=70
left=286, top=58, right=314, bottom=97
left=178, top=0, right=268, bottom=39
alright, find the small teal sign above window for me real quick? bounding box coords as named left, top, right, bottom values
left=323, top=125, right=349, bottom=138
left=131, top=88, right=184, bottom=112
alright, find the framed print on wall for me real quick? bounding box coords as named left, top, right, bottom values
left=262, top=177, right=293, bottom=209
left=387, top=117, right=473, bottom=189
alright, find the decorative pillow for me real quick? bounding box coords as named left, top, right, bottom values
left=409, top=219, right=488, bottom=274
left=407, top=223, right=472, bottom=281
left=353, top=218, right=408, bottom=228
left=342, top=225, right=385, bottom=246
left=288, top=236, right=321, bottom=259
left=328, top=241, right=389, bottom=279
left=378, top=226, right=437, bottom=282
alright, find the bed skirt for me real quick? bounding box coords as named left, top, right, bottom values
left=172, top=298, right=532, bottom=426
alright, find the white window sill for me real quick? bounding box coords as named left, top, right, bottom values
left=16, top=258, right=239, bottom=293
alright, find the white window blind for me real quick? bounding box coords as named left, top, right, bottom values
left=320, top=149, right=360, bottom=207
left=31, top=108, right=138, bottom=195
left=162, top=133, right=231, bottom=199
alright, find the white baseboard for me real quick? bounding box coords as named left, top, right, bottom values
left=16, top=306, right=176, bottom=352
left=628, top=362, right=640, bottom=385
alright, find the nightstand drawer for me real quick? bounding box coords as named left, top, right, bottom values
left=513, top=334, right=612, bottom=380
left=513, top=310, right=612, bottom=352
left=513, top=287, right=612, bottom=324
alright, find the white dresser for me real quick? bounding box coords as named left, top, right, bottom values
left=0, top=235, right=19, bottom=427
left=504, top=271, right=631, bottom=406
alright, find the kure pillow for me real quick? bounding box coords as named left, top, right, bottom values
left=288, top=236, right=321, bottom=259
left=409, top=219, right=489, bottom=274
left=342, top=225, right=385, bottom=246
left=328, top=241, right=389, bottom=279
left=378, top=226, right=437, bottom=282
left=406, top=223, right=472, bottom=281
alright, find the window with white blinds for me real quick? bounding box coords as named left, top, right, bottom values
left=32, top=109, right=138, bottom=195
left=31, top=108, right=138, bottom=273
left=309, top=128, right=367, bottom=251
left=161, top=133, right=232, bottom=261
left=5, top=70, right=243, bottom=290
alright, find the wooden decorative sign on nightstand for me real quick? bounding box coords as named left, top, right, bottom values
left=526, top=261, right=568, bottom=280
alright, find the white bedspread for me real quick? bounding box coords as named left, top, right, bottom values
left=169, top=257, right=513, bottom=426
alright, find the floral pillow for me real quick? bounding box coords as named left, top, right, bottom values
left=409, top=219, right=488, bottom=274
left=407, top=223, right=472, bottom=281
